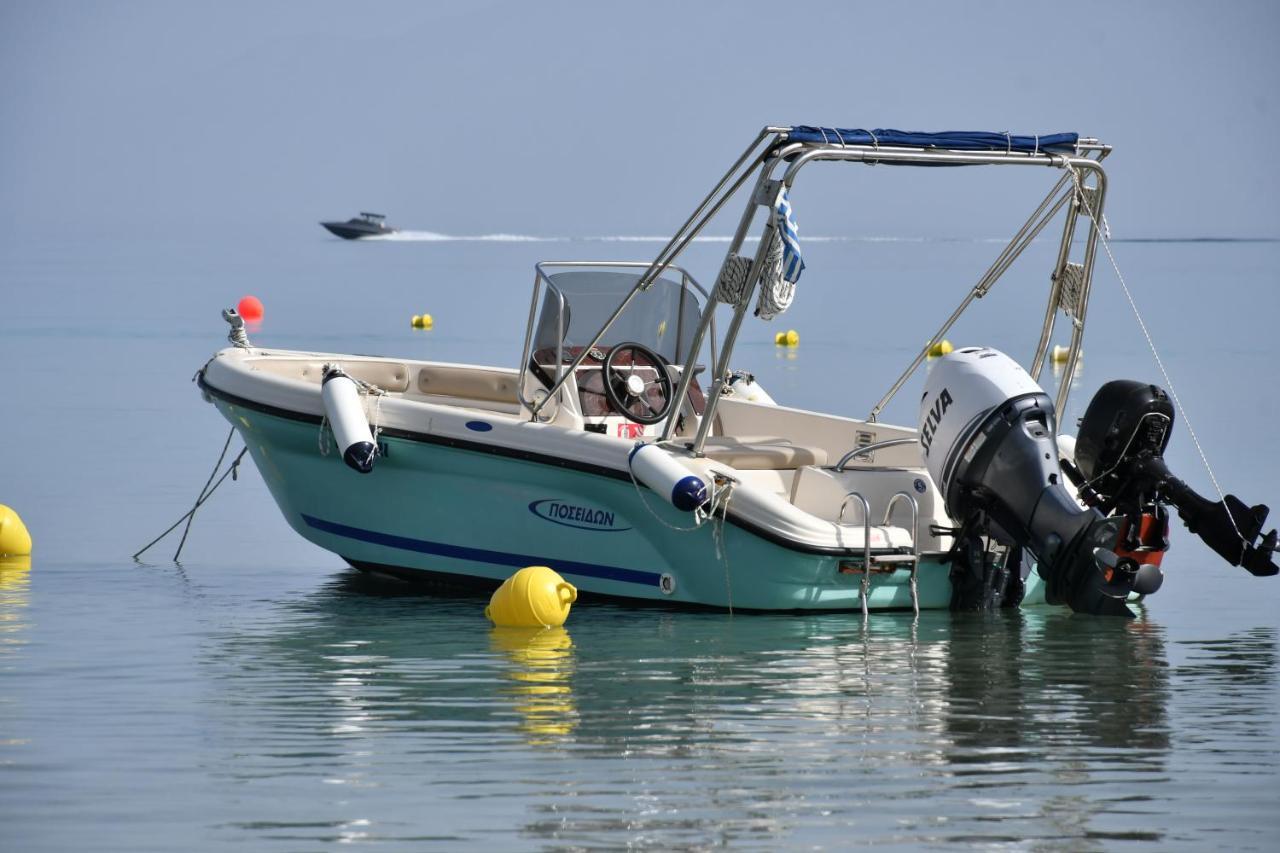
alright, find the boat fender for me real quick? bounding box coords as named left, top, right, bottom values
left=628, top=443, right=708, bottom=512
left=726, top=371, right=776, bottom=405
left=321, top=367, right=377, bottom=473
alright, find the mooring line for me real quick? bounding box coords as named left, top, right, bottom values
left=133, top=429, right=248, bottom=562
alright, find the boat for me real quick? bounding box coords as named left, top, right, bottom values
left=200, top=127, right=1277, bottom=615
left=319, top=211, right=396, bottom=239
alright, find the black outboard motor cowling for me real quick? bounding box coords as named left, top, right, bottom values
left=920, top=349, right=1276, bottom=617
left=1070, top=380, right=1278, bottom=578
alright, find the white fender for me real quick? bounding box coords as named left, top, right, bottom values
left=727, top=372, right=776, bottom=405
left=321, top=367, right=377, bottom=473
left=628, top=443, right=708, bottom=512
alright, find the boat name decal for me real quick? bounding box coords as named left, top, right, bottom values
left=919, top=387, right=954, bottom=457
left=529, top=499, right=632, bottom=532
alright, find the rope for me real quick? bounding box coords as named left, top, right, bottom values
left=711, top=484, right=735, bottom=614
left=133, top=432, right=249, bottom=561
left=318, top=415, right=331, bottom=456
left=714, top=253, right=753, bottom=306
left=754, top=232, right=792, bottom=320
left=1066, top=165, right=1245, bottom=544
left=173, top=426, right=233, bottom=558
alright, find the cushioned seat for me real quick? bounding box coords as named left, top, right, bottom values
left=700, top=435, right=827, bottom=470
left=418, top=366, right=518, bottom=404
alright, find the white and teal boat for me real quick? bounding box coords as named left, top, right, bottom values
left=198, top=127, right=1277, bottom=614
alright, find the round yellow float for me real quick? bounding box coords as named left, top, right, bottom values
left=0, top=505, right=31, bottom=556
left=485, top=566, right=578, bottom=628
left=927, top=339, right=954, bottom=358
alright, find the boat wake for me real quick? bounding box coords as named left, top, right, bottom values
left=368, top=231, right=1273, bottom=245
left=370, top=232, right=980, bottom=244
left=373, top=230, right=565, bottom=242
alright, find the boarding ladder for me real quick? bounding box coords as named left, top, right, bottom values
left=834, top=437, right=922, bottom=617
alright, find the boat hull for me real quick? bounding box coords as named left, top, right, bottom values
left=320, top=222, right=394, bottom=240
left=208, top=391, right=1046, bottom=611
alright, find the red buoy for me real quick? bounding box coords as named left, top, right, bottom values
left=237, top=295, right=264, bottom=322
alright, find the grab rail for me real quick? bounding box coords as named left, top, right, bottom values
left=833, top=437, right=918, bottom=472
left=883, top=491, right=921, bottom=615
left=838, top=491, right=872, bottom=619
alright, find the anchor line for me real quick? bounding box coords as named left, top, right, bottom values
left=133, top=430, right=249, bottom=561
left=1067, top=165, right=1246, bottom=547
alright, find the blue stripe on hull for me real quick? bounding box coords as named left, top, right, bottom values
left=301, top=513, right=662, bottom=588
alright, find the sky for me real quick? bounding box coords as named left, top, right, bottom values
left=2, top=0, right=1278, bottom=241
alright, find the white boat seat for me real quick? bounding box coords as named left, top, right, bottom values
left=418, top=366, right=519, bottom=404
left=700, top=435, right=828, bottom=470
left=331, top=361, right=411, bottom=393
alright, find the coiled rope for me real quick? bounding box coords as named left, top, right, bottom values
left=713, top=232, right=793, bottom=320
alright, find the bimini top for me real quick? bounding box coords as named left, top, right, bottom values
left=786, top=127, right=1079, bottom=156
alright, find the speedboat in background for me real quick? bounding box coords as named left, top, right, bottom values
left=320, top=211, right=396, bottom=239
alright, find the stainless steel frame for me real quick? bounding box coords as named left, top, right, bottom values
left=520, top=128, right=1113, bottom=452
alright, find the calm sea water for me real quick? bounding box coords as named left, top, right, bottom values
left=2, top=229, right=1279, bottom=850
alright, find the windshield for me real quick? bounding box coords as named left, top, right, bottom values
left=534, top=270, right=703, bottom=363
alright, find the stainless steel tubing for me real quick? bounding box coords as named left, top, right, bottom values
left=839, top=491, right=873, bottom=619
left=883, top=491, right=921, bottom=615
left=833, top=437, right=919, bottom=472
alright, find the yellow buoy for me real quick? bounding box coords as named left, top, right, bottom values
left=927, top=339, right=954, bottom=358
left=785, top=329, right=799, bottom=346
left=774, top=331, right=786, bottom=345
left=1050, top=344, right=1076, bottom=363
left=0, top=505, right=32, bottom=556
left=410, top=314, right=422, bottom=327
left=420, top=313, right=434, bottom=328
left=485, top=566, right=578, bottom=628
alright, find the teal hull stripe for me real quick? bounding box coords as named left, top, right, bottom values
left=301, top=514, right=662, bottom=587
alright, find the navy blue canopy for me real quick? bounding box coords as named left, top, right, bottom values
left=787, top=127, right=1078, bottom=155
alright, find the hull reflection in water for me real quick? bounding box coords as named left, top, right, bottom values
left=197, top=572, right=1277, bottom=848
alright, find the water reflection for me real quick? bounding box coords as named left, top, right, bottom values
left=1050, top=350, right=1086, bottom=401
left=0, top=556, right=31, bottom=755
left=0, top=555, right=31, bottom=658
left=490, top=626, right=577, bottom=743
left=201, top=571, right=1278, bottom=848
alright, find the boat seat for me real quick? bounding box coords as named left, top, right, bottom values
left=328, top=361, right=411, bottom=393
left=700, top=435, right=827, bottom=470
left=418, top=366, right=519, bottom=404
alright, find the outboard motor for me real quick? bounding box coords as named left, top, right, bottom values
left=920, top=347, right=1277, bottom=616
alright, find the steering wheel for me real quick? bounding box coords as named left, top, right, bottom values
left=602, top=342, right=674, bottom=425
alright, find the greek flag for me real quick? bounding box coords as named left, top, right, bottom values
left=775, top=189, right=805, bottom=283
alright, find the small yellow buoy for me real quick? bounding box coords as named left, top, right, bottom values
left=1050, top=344, right=1076, bottom=363
left=774, top=331, right=786, bottom=345
left=785, top=329, right=799, bottom=346
left=0, top=505, right=32, bottom=556
left=411, top=314, right=422, bottom=327
left=486, top=566, right=578, bottom=628
left=927, top=339, right=954, bottom=358
left=420, top=313, right=434, bottom=328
